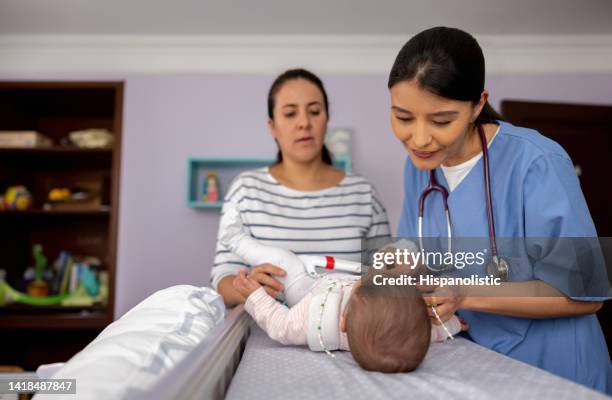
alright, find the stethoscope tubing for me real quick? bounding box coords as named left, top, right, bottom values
left=417, top=124, right=498, bottom=262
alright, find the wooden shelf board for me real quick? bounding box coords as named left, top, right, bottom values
left=0, top=208, right=110, bottom=216
left=0, top=147, right=112, bottom=154
left=0, top=312, right=111, bottom=330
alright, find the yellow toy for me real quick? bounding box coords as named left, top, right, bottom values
left=48, top=187, right=72, bottom=202
left=3, top=185, right=33, bottom=211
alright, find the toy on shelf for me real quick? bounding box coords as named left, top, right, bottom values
left=0, top=249, right=107, bottom=308
left=44, top=182, right=102, bottom=211
left=98, top=271, right=109, bottom=305
left=0, top=269, right=67, bottom=306
left=0, top=270, right=5, bottom=306
left=1, top=185, right=33, bottom=211
left=80, top=265, right=99, bottom=296
left=48, top=187, right=72, bottom=202
left=0, top=130, right=52, bottom=148
left=61, top=128, right=114, bottom=149
left=201, top=171, right=220, bottom=203
left=27, top=244, right=49, bottom=297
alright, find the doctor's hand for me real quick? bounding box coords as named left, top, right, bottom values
left=421, top=283, right=467, bottom=324
left=248, top=263, right=286, bottom=298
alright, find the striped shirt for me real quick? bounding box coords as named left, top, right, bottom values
left=210, top=167, right=391, bottom=290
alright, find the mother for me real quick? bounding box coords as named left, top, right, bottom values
left=388, top=27, right=611, bottom=393
left=211, top=69, right=391, bottom=305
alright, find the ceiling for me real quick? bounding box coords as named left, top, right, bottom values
left=1, top=0, right=611, bottom=35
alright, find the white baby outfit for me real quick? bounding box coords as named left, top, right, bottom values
left=244, top=273, right=462, bottom=352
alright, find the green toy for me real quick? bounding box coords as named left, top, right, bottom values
left=33, top=244, right=47, bottom=282
left=60, top=286, right=94, bottom=307
left=0, top=270, right=5, bottom=306
left=0, top=269, right=67, bottom=306
left=27, top=244, right=50, bottom=297
left=0, top=245, right=102, bottom=307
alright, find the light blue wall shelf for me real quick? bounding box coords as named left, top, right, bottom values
left=187, top=156, right=351, bottom=209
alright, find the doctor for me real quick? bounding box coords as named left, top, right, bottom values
left=389, top=27, right=611, bottom=393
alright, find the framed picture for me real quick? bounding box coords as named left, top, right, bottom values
left=325, top=127, right=352, bottom=159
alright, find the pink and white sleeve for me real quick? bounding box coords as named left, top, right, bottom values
left=244, top=287, right=311, bottom=346
left=430, top=315, right=462, bottom=342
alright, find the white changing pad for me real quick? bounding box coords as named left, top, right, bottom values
left=225, top=327, right=608, bottom=400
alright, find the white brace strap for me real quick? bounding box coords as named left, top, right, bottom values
left=306, top=283, right=353, bottom=352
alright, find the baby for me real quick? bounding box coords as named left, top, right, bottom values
left=234, top=267, right=464, bottom=372
left=220, top=203, right=466, bottom=372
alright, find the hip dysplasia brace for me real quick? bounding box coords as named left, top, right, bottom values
left=219, top=203, right=455, bottom=340
left=219, top=203, right=362, bottom=306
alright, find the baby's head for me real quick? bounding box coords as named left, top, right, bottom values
left=343, top=268, right=430, bottom=373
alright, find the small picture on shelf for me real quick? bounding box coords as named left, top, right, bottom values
left=201, top=171, right=221, bottom=203
left=325, top=127, right=352, bottom=159
left=187, top=157, right=350, bottom=209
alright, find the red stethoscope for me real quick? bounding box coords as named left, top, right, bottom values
left=417, top=124, right=509, bottom=281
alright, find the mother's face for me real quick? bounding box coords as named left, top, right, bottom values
left=269, top=79, right=328, bottom=164
left=389, top=80, right=484, bottom=170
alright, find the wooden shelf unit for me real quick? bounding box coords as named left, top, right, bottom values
left=0, top=81, right=123, bottom=369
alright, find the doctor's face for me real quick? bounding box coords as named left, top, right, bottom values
left=389, top=80, right=481, bottom=170
left=269, top=79, right=328, bottom=164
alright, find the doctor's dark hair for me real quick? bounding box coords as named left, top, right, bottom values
left=267, top=69, right=333, bottom=165
left=387, top=26, right=503, bottom=124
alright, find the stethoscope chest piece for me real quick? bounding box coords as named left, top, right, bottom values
left=486, top=256, right=509, bottom=282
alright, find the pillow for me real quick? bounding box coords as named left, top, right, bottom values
left=34, top=285, right=225, bottom=400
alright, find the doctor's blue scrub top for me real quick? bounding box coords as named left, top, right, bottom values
left=398, top=121, right=612, bottom=394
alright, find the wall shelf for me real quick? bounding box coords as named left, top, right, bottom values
left=186, top=156, right=351, bottom=209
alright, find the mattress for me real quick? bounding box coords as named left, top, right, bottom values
left=225, top=327, right=607, bottom=400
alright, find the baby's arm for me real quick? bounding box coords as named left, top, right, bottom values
left=430, top=315, right=464, bottom=342
left=236, top=270, right=310, bottom=346
left=245, top=288, right=311, bottom=346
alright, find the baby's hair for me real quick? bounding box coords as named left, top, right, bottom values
left=345, top=267, right=430, bottom=373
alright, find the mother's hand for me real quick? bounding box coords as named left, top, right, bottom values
left=248, top=263, right=287, bottom=298
left=420, top=283, right=466, bottom=324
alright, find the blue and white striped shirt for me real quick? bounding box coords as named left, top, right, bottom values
left=210, top=167, right=391, bottom=289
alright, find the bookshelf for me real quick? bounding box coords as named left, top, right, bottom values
left=0, top=81, right=123, bottom=369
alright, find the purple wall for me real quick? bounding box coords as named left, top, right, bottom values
left=2, top=72, right=612, bottom=316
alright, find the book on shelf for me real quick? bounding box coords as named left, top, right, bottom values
left=0, top=130, right=53, bottom=148
left=60, top=256, right=74, bottom=295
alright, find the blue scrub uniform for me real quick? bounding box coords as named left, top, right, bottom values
left=398, top=121, right=612, bottom=394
